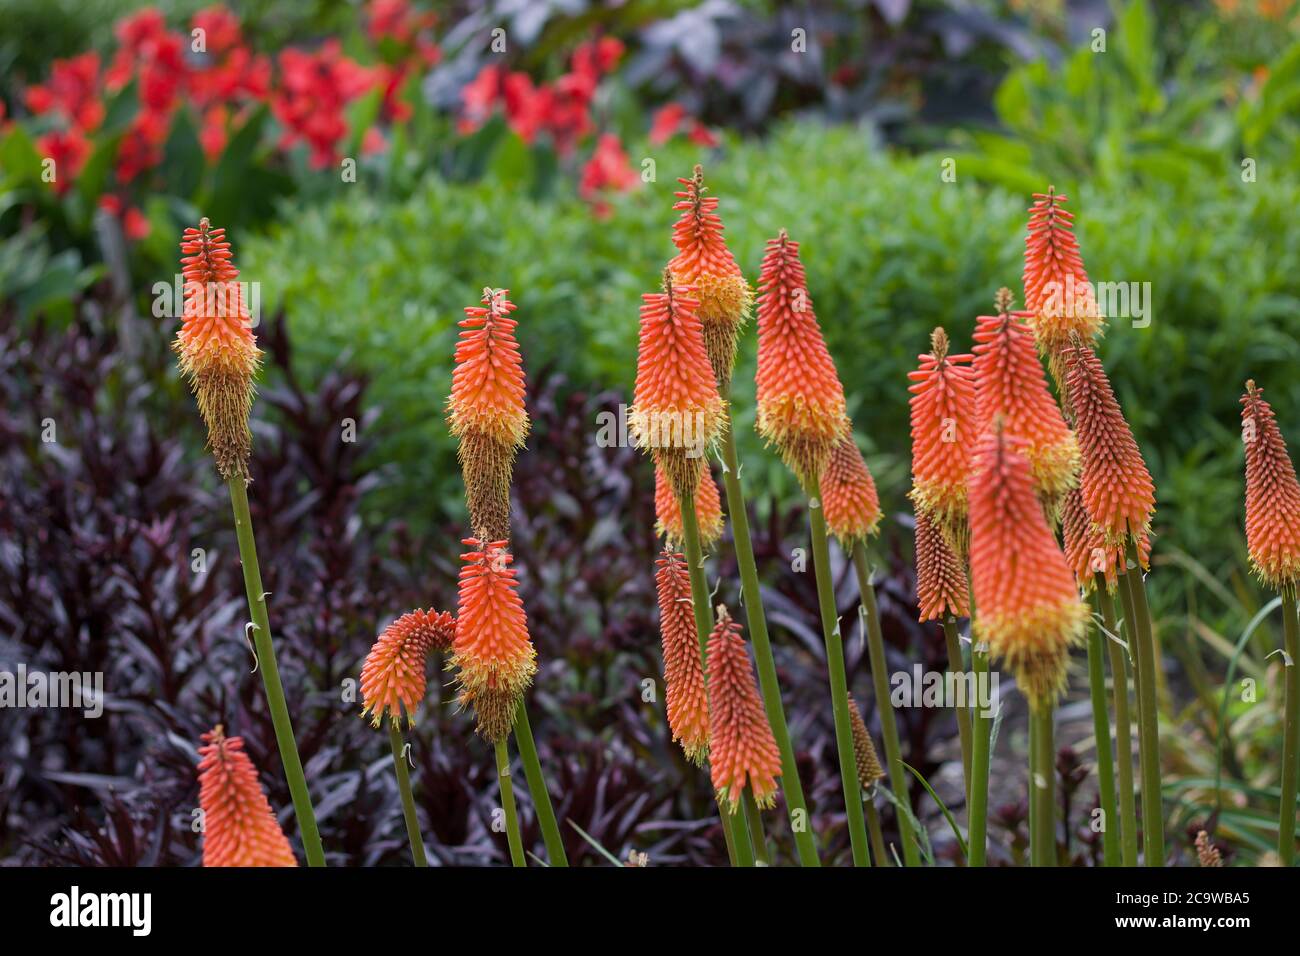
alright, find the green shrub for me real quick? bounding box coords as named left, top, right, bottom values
left=245, top=120, right=1300, bottom=578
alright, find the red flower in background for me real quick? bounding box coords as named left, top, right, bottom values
left=649, top=101, right=719, bottom=147
left=579, top=133, right=638, bottom=216
left=25, top=53, right=104, bottom=131
left=273, top=41, right=375, bottom=168
left=36, top=129, right=90, bottom=195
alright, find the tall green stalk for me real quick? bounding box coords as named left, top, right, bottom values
left=851, top=543, right=923, bottom=867
left=680, top=487, right=752, bottom=866
left=494, top=739, right=525, bottom=866
left=1098, top=582, right=1138, bottom=867
left=967, top=644, right=991, bottom=867
left=1030, top=704, right=1056, bottom=866
left=512, top=701, right=568, bottom=866
left=1121, top=553, right=1164, bottom=866
left=1086, top=596, right=1120, bottom=867
left=717, top=426, right=820, bottom=866
left=387, top=719, right=428, bottom=867
left=1279, top=593, right=1299, bottom=866
left=743, top=789, right=770, bottom=865
left=941, top=615, right=973, bottom=796
left=227, top=477, right=325, bottom=867
left=809, top=490, right=871, bottom=866
left=864, top=795, right=888, bottom=866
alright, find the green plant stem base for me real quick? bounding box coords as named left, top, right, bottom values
left=387, top=718, right=428, bottom=867
left=512, top=701, right=568, bottom=866
left=495, top=738, right=525, bottom=867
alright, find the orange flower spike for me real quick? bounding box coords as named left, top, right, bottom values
left=915, top=510, right=971, bottom=621
left=450, top=539, right=538, bottom=742
left=1023, top=187, right=1103, bottom=381
left=847, top=694, right=887, bottom=790
left=908, top=326, right=977, bottom=543
left=822, top=434, right=882, bottom=548
left=1064, top=342, right=1156, bottom=562
left=360, top=609, right=456, bottom=728
left=1241, top=380, right=1300, bottom=596
left=969, top=426, right=1087, bottom=707
left=629, top=270, right=724, bottom=501
left=174, top=218, right=262, bottom=479
left=654, top=459, right=724, bottom=550
left=197, top=726, right=297, bottom=867
left=972, top=293, right=1079, bottom=508
left=1061, top=486, right=1115, bottom=592
left=705, top=606, right=782, bottom=810
left=668, top=165, right=752, bottom=390
left=754, top=229, right=849, bottom=489
left=655, top=551, right=710, bottom=764
left=447, top=288, right=529, bottom=542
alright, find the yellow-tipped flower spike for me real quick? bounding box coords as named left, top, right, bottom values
left=908, top=326, right=977, bottom=550
left=821, top=433, right=882, bottom=548
left=174, top=218, right=262, bottom=479
left=1241, top=380, right=1300, bottom=597
left=655, top=551, right=710, bottom=765
left=654, top=458, right=724, bottom=550
left=360, top=609, right=456, bottom=728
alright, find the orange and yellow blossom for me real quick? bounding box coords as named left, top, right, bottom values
left=1241, top=380, right=1300, bottom=596
left=197, top=726, right=297, bottom=867
left=908, top=326, right=977, bottom=546
left=654, top=459, right=724, bottom=550
left=360, top=609, right=456, bottom=728
left=655, top=551, right=710, bottom=764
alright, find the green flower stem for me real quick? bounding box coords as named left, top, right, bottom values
left=718, top=426, right=820, bottom=866
left=494, top=738, right=525, bottom=867
left=227, top=477, right=325, bottom=867
left=1097, top=581, right=1138, bottom=867
left=680, top=486, right=752, bottom=867
left=742, top=789, right=770, bottom=865
left=1279, top=592, right=1299, bottom=866
left=851, top=542, right=923, bottom=867
left=1030, top=704, right=1056, bottom=867
left=1121, top=553, right=1164, bottom=866
left=512, top=700, right=568, bottom=866
left=1086, top=595, right=1120, bottom=868
left=387, top=718, right=428, bottom=867
left=864, top=793, right=889, bottom=866
left=941, top=615, right=973, bottom=797
left=968, top=644, right=991, bottom=867
left=809, top=489, right=870, bottom=866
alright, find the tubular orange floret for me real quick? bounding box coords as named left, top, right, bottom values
left=197, top=725, right=297, bottom=867
left=667, top=165, right=752, bottom=390
left=629, top=271, right=724, bottom=501
left=754, top=229, right=849, bottom=489
left=847, top=694, right=887, bottom=790
left=1240, top=380, right=1300, bottom=596
left=174, top=218, right=262, bottom=479
left=822, top=433, right=882, bottom=547
left=1061, top=486, right=1116, bottom=592
left=915, top=510, right=970, bottom=621
left=969, top=426, right=1087, bottom=707
left=447, top=288, right=530, bottom=543
left=908, top=325, right=977, bottom=546
left=972, top=302, right=1079, bottom=509
left=1022, top=187, right=1103, bottom=381
left=705, top=606, right=782, bottom=810
left=655, top=550, right=710, bottom=764
left=1064, top=342, right=1156, bottom=563
left=450, top=538, right=537, bottom=742
left=360, top=608, right=456, bottom=728
left=654, top=458, right=724, bottom=550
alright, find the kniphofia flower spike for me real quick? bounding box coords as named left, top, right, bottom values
left=822, top=434, right=882, bottom=548
left=655, top=551, right=710, bottom=764
left=1241, top=380, right=1300, bottom=596
left=908, top=326, right=977, bottom=548
left=360, top=609, right=456, bottom=728
left=654, top=459, right=723, bottom=550
left=197, top=725, right=297, bottom=867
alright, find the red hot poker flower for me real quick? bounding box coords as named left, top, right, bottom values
left=822, top=434, right=882, bottom=548
left=915, top=510, right=970, bottom=622
left=1241, top=381, right=1300, bottom=596
left=197, top=726, right=297, bottom=867
left=360, top=609, right=456, bottom=728
left=969, top=426, right=1087, bottom=707
left=655, top=551, right=710, bottom=764
left=706, top=606, right=782, bottom=810
left=451, top=539, right=537, bottom=742
left=908, top=326, right=977, bottom=547
left=655, top=459, right=723, bottom=550
left=754, top=230, right=849, bottom=489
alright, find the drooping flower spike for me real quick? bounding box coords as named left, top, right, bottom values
left=1023, top=187, right=1103, bottom=383
left=1064, top=340, right=1156, bottom=564
left=654, top=458, right=724, bottom=550
left=360, top=609, right=456, bottom=728
left=668, top=165, right=752, bottom=390
left=447, top=288, right=529, bottom=543
left=450, top=538, right=538, bottom=742
left=174, top=218, right=261, bottom=479
left=972, top=290, right=1079, bottom=510
left=908, top=326, right=977, bottom=547
left=197, top=725, right=297, bottom=867
left=915, top=510, right=970, bottom=622
left=655, top=551, right=710, bottom=764
left=705, top=605, right=782, bottom=811
left=1240, top=380, right=1300, bottom=596
left=754, top=229, right=849, bottom=489
left=822, top=433, right=882, bottom=548
left=969, top=423, right=1087, bottom=707
left=847, top=694, right=887, bottom=791
left=629, top=270, right=725, bottom=501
